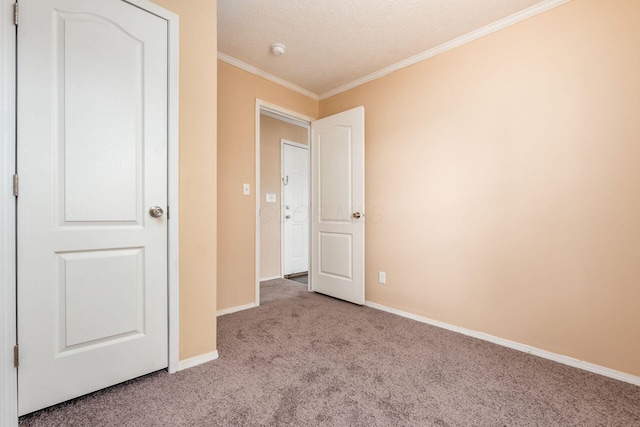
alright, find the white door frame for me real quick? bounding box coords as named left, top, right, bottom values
left=0, top=1, right=179, bottom=424
left=280, top=139, right=310, bottom=277
left=1, top=0, right=18, bottom=424
left=255, top=99, right=313, bottom=306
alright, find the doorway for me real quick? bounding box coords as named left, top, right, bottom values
left=254, top=101, right=366, bottom=307
left=255, top=102, right=312, bottom=304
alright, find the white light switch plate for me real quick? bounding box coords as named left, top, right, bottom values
left=266, top=193, right=277, bottom=203
left=243, top=183, right=250, bottom=195
left=378, top=271, right=386, bottom=284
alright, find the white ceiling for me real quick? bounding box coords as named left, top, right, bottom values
left=218, top=0, right=566, bottom=99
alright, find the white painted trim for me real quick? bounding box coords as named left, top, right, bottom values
left=281, top=139, right=309, bottom=151
left=261, top=109, right=311, bottom=130
left=177, top=350, right=219, bottom=371
left=255, top=101, right=262, bottom=308
left=126, top=0, right=182, bottom=377
left=1, top=0, right=17, bottom=424
left=365, top=301, right=640, bottom=387
left=319, top=0, right=571, bottom=99
left=259, top=101, right=315, bottom=126
left=217, top=302, right=258, bottom=317
left=255, top=100, right=314, bottom=309
left=163, top=5, right=180, bottom=376
left=259, top=276, right=282, bottom=282
left=218, top=52, right=319, bottom=101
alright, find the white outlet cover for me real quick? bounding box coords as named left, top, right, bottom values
left=266, top=193, right=277, bottom=203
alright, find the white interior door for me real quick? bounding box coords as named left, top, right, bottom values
left=310, top=107, right=365, bottom=305
left=17, top=0, right=168, bottom=415
left=282, top=141, right=309, bottom=276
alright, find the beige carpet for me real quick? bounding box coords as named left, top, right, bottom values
left=21, top=278, right=640, bottom=426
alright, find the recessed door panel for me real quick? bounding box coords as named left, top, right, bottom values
left=58, top=13, right=143, bottom=224
left=319, top=232, right=353, bottom=280
left=57, top=248, right=144, bottom=350
left=319, top=127, right=352, bottom=223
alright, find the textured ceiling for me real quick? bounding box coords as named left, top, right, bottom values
left=218, top=0, right=555, bottom=98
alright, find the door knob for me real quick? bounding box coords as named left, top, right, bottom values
left=149, top=206, right=164, bottom=218
left=352, top=212, right=361, bottom=219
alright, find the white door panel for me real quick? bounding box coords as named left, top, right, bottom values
left=282, top=142, right=309, bottom=276
left=311, top=107, right=365, bottom=305
left=18, top=0, right=168, bottom=415
left=319, top=232, right=353, bottom=279
left=58, top=248, right=144, bottom=348
left=62, top=12, right=142, bottom=222
left=319, top=127, right=352, bottom=222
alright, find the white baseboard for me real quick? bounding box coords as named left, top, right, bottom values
left=217, top=302, right=257, bottom=317
left=177, top=350, right=219, bottom=371
left=259, top=276, right=281, bottom=282
left=364, top=300, right=640, bottom=387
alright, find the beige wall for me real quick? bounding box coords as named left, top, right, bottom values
left=151, top=0, right=217, bottom=360
left=320, top=0, right=640, bottom=376
left=217, top=61, right=318, bottom=310
left=259, top=115, right=308, bottom=279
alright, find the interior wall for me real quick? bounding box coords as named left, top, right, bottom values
left=217, top=61, right=318, bottom=311
left=259, top=115, right=308, bottom=280
left=320, top=0, right=640, bottom=377
left=151, top=0, right=218, bottom=360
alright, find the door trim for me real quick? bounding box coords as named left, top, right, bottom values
left=280, top=139, right=309, bottom=278
left=161, top=0, right=180, bottom=376
left=255, top=100, right=313, bottom=307
left=1, top=0, right=18, bottom=424
left=0, top=1, right=179, bottom=424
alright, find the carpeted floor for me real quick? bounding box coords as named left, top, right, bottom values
left=20, top=278, right=640, bottom=426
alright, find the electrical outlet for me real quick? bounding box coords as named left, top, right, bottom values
left=378, top=271, right=386, bottom=284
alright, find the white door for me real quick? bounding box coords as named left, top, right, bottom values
left=282, top=141, right=309, bottom=276
left=17, top=0, right=168, bottom=415
left=310, top=107, right=365, bottom=305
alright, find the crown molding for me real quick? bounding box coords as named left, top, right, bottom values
left=217, top=52, right=320, bottom=101
left=318, top=0, right=571, bottom=100
left=218, top=0, right=571, bottom=103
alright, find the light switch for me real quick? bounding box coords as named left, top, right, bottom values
left=266, top=193, right=277, bottom=203
left=243, top=183, right=250, bottom=196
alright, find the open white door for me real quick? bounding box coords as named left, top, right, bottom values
left=282, top=141, right=309, bottom=276
left=17, top=0, right=169, bottom=415
left=310, top=106, right=365, bottom=305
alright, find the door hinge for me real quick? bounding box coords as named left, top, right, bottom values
left=166, top=206, right=170, bottom=220
left=14, top=345, right=19, bottom=368
left=13, top=2, right=18, bottom=26
left=12, top=174, right=19, bottom=197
